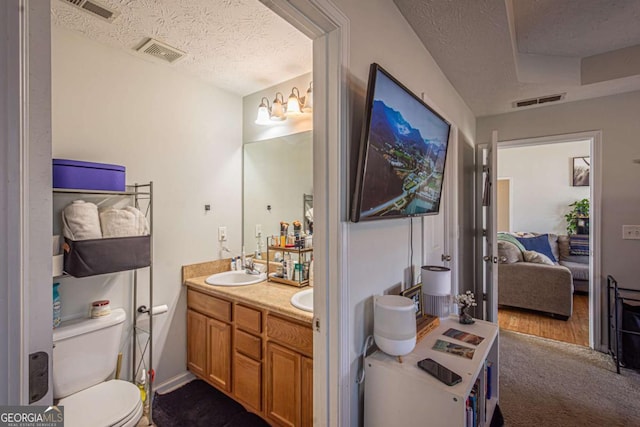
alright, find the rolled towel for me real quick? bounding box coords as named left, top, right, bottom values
left=62, top=200, right=102, bottom=240
left=124, top=206, right=150, bottom=235
left=100, top=208, right=138, bottom=238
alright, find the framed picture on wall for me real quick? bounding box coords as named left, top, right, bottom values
left=572, top=156, right=590, bottom=187
left=400, top=284, right=424, bottom=319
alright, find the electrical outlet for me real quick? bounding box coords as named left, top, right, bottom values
left=622, top=225, right=640, bottom=240
left=255, top=224, right=262, bottom=237
left=218, top=226, right=227, bottom=242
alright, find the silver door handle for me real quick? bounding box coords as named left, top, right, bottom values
left=441, top=254, right=452, bottom=262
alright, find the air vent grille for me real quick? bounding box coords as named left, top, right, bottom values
left=59, top=0, right=119, bottom=22
left=513, top=93, right=565, bottom=108
left=137, top=39, right=186, bottom=64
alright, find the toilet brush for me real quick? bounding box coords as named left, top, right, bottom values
left=115, top=352, right=123, bottom=380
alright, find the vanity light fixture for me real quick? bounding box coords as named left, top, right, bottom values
left=286, top=87, right=303, bottom=115
left=255, top=97, right=272, bottom=125
left=302, top=81, right=313, bottom=112
left=271, top=92, right=286, bottom=121
left=255, top=82, right=313, bottom=125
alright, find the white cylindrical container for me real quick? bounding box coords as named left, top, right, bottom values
left=373, top=295, right=416, bottom=357
left=422, top=266, right=452, bottom=319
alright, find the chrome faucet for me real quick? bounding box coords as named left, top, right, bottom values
left=244, top=257, right=262, bottom=275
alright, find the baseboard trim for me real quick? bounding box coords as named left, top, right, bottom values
left=154, top=371, right=195, bottom=395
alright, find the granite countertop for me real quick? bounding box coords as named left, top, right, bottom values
left=185, top=276, right=313, bottom=325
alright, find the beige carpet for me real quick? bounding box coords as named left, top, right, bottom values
left=499, top=329, right=640, bottom=427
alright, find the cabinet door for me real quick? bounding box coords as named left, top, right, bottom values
left=234, top=352, right=262, bottom=412
left=266, top=343, right=300, bottom=427
left=186, top=309, right=207, bottom=377
left=207, top=317, right=232, bottom=392
left=301, top=356, right=313, bottom=427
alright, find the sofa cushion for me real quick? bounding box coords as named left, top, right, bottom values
left=516, top=234, right=557, bottom=262
left=569, top=234, right=590, bottom=256
left=558, top=235, right=571, bottom=260
left=523, top=250, right=555, bottom=265
left=559, top=260, right=589, bottom=281
left=498, top=241, right=524, bottom=264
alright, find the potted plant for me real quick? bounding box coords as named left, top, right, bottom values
left=565, top=198, right=590, bottom=235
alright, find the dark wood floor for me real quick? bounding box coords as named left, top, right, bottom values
left=498, top=294, right=589, bottom=347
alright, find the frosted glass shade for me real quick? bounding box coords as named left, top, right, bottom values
left=255, top=105, right=271, bottom=125
left=373, top=295, right=416, bottom=356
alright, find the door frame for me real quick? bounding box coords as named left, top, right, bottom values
left=497, top=131, right=603, bottom=350
left=256, top=1, right=352, bottom=424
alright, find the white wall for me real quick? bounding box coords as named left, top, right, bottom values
left=498, top=141, right=590, bottom=234
left=330, top=0, right=476, bottom=424
left=51, top=26, right=243, bottom=384
left=478, top=90, right=640, bottom=346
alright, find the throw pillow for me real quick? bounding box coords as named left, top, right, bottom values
left=498, top=241, right=523, bottom=264
left=515, top=234, right=557, bottom=262
left=523, top=250, right=555, bottom=266
left=569, top=234, right=590, bottom=256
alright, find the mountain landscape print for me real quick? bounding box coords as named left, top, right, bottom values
left=358, top=68, right=450, bottom=220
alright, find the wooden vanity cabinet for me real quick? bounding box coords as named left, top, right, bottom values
left=233, top=304, right=263, bottom=413
left=187, top=288, right=312, bottom=426
left=186, top=290, right=232, bottom=392
left=265, top=314, right=313, bottom=427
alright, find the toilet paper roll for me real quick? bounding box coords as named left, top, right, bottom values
left=421, top=265, right=451, bottom=296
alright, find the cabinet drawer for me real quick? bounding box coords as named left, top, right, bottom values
left=187, top=289, right=231, bottom=322
left=236, top=304, right=262, bottom=334
left=235, top=329, right=262, bottom=360
left=234, top=352, right=262, bottom=412
left=267, top=315, right=313, bottom=356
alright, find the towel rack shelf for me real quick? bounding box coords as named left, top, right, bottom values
left=52, top=182, right=155, bottom=425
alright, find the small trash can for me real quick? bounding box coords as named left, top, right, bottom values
left=621, top=302, right=640, bottom=369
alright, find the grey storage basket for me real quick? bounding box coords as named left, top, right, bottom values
left=63, top=235, right=151, bottom=277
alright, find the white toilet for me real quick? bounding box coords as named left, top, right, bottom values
left=53, top=308, right=143, bottom=427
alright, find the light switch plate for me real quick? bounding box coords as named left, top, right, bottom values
left=622, top=225, right=640, bottom=240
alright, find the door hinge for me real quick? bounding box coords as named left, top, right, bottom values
left=482, top=229, right=487, bottom=237
left=482, top=293, right=488, bottom=301
left=314, top=317, right=320, bottom=332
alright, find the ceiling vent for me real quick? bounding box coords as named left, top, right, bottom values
left=513, top=93, right=566, bottom=108
left=59, top=0, right=119, bottom=22
left=137, top=38, right=186, bottom=64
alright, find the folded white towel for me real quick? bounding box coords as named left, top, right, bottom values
left=124, top=206, right=150, bottom=235
left=62, top=200, right=102, bottom=240
left=100, top=206, right=149, bottom=238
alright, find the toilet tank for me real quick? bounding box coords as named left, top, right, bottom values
left=52, top=308, right=126, bottom=399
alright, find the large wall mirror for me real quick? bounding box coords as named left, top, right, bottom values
left=243, top=131, right=313, bottom=254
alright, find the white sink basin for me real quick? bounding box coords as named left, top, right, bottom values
left=291, top=288, right=313, bottom=312
left=205, top=271, right=267, bottom=286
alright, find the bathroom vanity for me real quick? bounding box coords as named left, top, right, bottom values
left=183, top=261, right=313, bottom=427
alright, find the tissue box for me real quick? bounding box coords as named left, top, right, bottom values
left=53, top=159, right=126, bottom=191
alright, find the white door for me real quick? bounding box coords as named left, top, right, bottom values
left=475, top=131, right=498, bottom=322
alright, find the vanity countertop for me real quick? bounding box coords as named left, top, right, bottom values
left=184, top=276, right=313, bottom=325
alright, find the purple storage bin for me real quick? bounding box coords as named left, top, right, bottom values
left=53, top=159, right=126, bottom=191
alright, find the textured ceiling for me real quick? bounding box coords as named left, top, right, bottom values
left=394, top=0, right=640, bottom=117
left=51, top=0, right=312, bottom=96
left=515, top=0, right=640, bottom=57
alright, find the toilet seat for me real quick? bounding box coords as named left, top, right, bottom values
left=58, top=379, right=143, bottom=427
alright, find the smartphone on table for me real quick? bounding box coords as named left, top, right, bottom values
left=417, top=358, right=462, bottom=386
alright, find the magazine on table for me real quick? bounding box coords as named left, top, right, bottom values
left=442, top=328, right=485, bottom=346
left=432, top=339, right=476, bottom=359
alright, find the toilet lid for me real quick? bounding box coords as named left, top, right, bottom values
left=58, top=380, right=141, bottom=427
